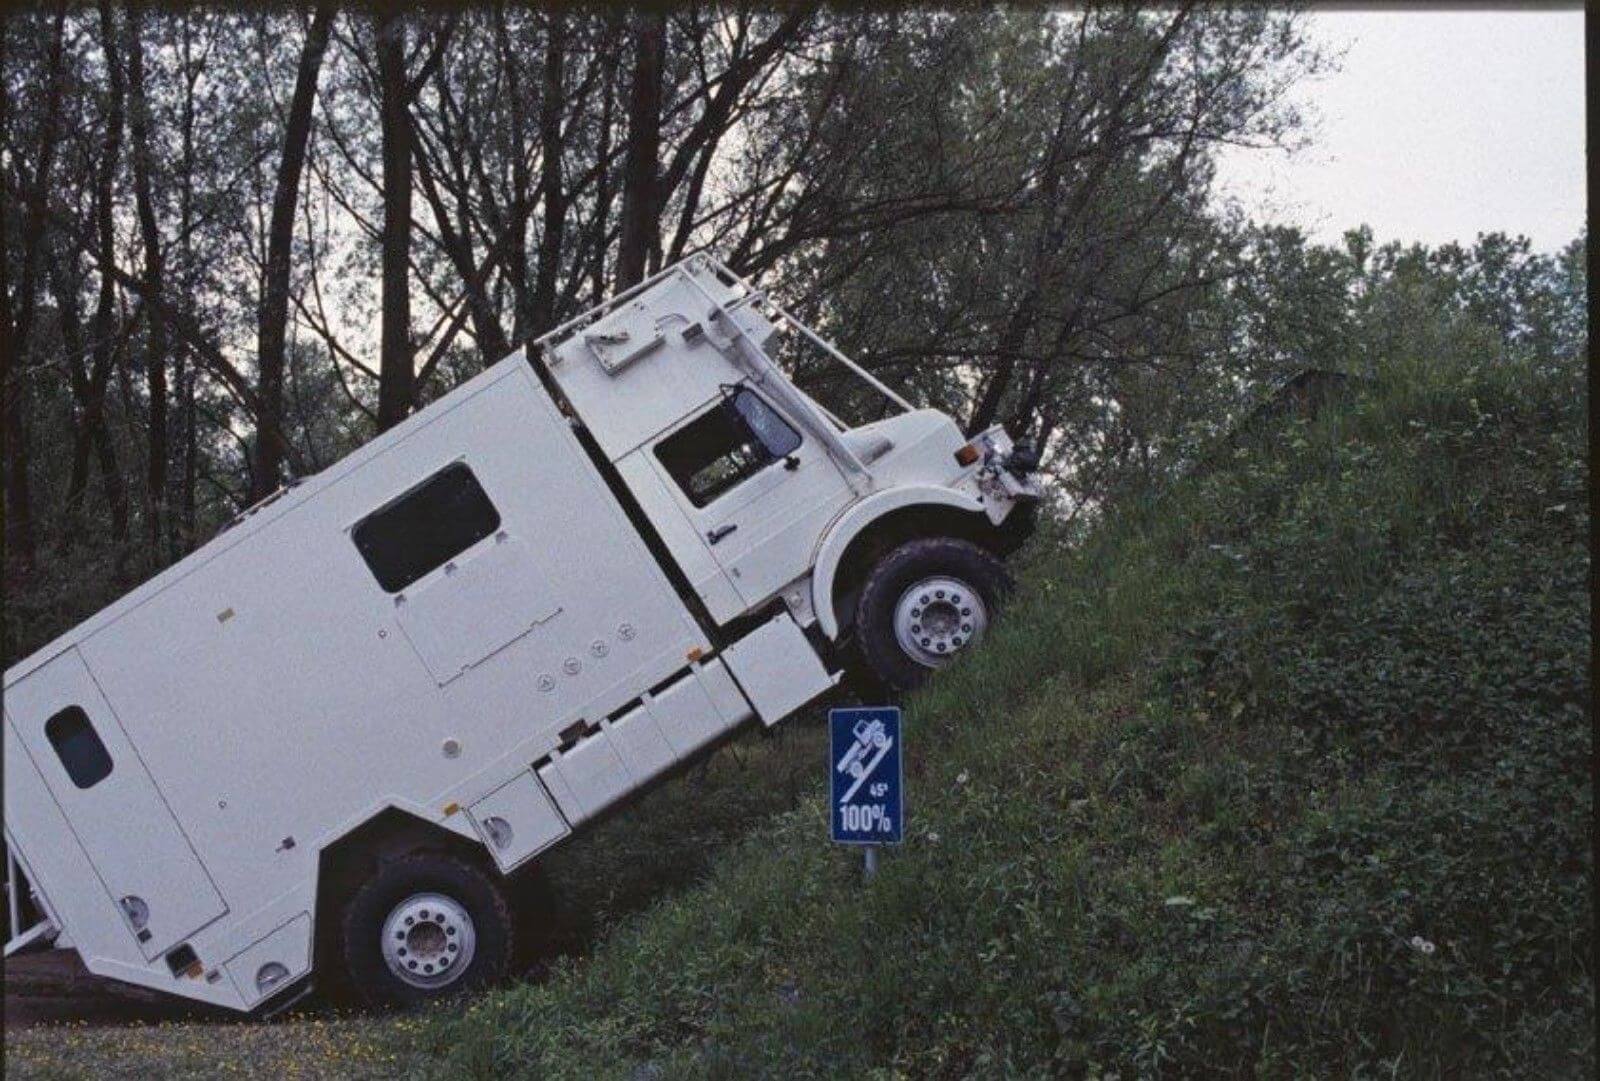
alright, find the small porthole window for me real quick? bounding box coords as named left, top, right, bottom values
left=45, top=706, right=113, bottom=789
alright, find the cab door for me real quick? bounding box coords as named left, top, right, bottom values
left=648, top=386, right=854, bottom=608
left=6, top=649, right=226, bottom=959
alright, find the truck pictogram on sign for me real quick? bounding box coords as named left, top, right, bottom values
left=830, top=707, right=903, bottom=844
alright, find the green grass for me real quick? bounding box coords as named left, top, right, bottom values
left=8, top=349, right=1590, bottom=1078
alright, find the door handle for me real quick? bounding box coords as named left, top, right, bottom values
left=707, top=523, right=738, bottom=545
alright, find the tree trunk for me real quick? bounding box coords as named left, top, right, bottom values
left=967, top=282, right=1041, bottom=434
left=0, top=206, right=34, bottom=571
left=47, top=249, right=93, bottom=554
left=589, top=16, right=622, bottom=304
left=1, top=9, right=68, bottom=569
left=89, top=0, right=129, bottom=546
left=252, top=3, right=334, bottom=500
left=126, top=1, right=168, bottom=548
left=412, top=128, right=508, bottom=359
left=616, top=11, right=665, bottom=290
left=375, top=9, right=413, bottom=431
left=174, top=11, right=199, bottom=557
left=529, top=13, right=566, bottom=336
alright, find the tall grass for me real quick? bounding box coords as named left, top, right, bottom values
left=402, top=347, right=1588, bottom=1078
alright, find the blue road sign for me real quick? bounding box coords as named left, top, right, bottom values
left=830, top=707, right=903, bottom=844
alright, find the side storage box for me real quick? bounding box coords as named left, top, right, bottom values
left=222, top=913, right=311, bottom=1009
left=721, top=613, right=836, bottom=725
left=539, top=660, right=753, bottom=827
left=468, top=772, right=571, bottom=873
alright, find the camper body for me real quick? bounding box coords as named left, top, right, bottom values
left=3, top=256, right=1038, bottom=1012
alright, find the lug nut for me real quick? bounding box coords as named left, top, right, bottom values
left=961, top=607, right=972, bottom=616
left=962, top=623, right=973, bottom=633
left=935, top=642, right=947, bottom=652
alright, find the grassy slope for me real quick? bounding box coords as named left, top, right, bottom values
left=8, top=351, right=1590, bottom=1078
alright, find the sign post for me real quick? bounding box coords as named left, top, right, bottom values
left=830, top=707, right=903, bottom=879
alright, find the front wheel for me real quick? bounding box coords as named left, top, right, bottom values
left=854, top=536, right=1012, bottom=692
left=339, top=852, right=514, bottom=1008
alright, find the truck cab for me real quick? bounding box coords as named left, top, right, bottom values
left=538, top=255, right=1040, bottom=688
left=3, top=254, right=1038, bottom=1014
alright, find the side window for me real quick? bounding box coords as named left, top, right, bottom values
left=654, top=389, right=802, bottom=508
left=352, top=462, right=501, bottom=592
left=46, top=706, right=113, bottom=789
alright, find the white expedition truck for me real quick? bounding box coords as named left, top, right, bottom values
left=2, top=255, right=1039, bottom=1013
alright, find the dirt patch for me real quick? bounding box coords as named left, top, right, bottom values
left=4, top=950, right=218, bottom=1028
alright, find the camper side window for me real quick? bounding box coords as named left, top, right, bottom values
left=655, top=389, right=801, bottom=508
left=46, top=706, right=113, bottom=789
left=352, top=462, right=502, bottom=592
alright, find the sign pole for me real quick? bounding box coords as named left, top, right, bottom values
left=863, top=843, right=879, bottom=881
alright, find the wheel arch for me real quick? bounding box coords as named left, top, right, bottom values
left=311, top=805, right=491, bottom=999
left=812, top=486, right=999, bottom=641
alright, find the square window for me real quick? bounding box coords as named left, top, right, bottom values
left=352, top=463, right=501, bottom=592
left=654, top=390, right=800, bottom=508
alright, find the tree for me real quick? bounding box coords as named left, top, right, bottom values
left=373, top=8, right=412, bottom=431
left=125, top=0, right=169, bottom=544
left=0, top=7, right=71, bottom=569
left=252, top=2, right=334, bottom=500
left=616, top=11, right=666, bottom=290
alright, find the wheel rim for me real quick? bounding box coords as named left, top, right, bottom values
left=892, top=575, right=989, bottom=669
left=380, top=892, right=476, bottom=991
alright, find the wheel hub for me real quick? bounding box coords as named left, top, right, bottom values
left=893, top=575, right=989, bottom=669
left=380, top=891, right=476, bottom=990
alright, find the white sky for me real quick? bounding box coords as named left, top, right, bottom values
left=1212, top=8, right=1587, bottom=253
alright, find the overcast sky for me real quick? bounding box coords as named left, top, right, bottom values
left=1212, top=8, right=1586, bottom=254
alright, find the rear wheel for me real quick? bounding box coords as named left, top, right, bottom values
left=854, top=536, right=1011, bottom=692
left=339, top=852, right=513, bottom=1008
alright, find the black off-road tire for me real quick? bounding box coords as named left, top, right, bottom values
left=340, top=851, right=514, bottom=1009
left=853, top=536, right=1012, bottom=692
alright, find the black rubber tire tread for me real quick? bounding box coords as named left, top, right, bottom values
left=339, top=851, right=514, bottom=1009
left=854, top=536, right=1012, bottom=692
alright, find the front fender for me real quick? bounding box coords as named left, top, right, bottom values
left=810, top=486, right=988, bottom=640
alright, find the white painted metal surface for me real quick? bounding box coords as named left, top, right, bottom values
left=3, top=254, right=1037, bottom=1013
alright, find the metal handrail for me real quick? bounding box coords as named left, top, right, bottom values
left=4, top=846, right=57, bottom=957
